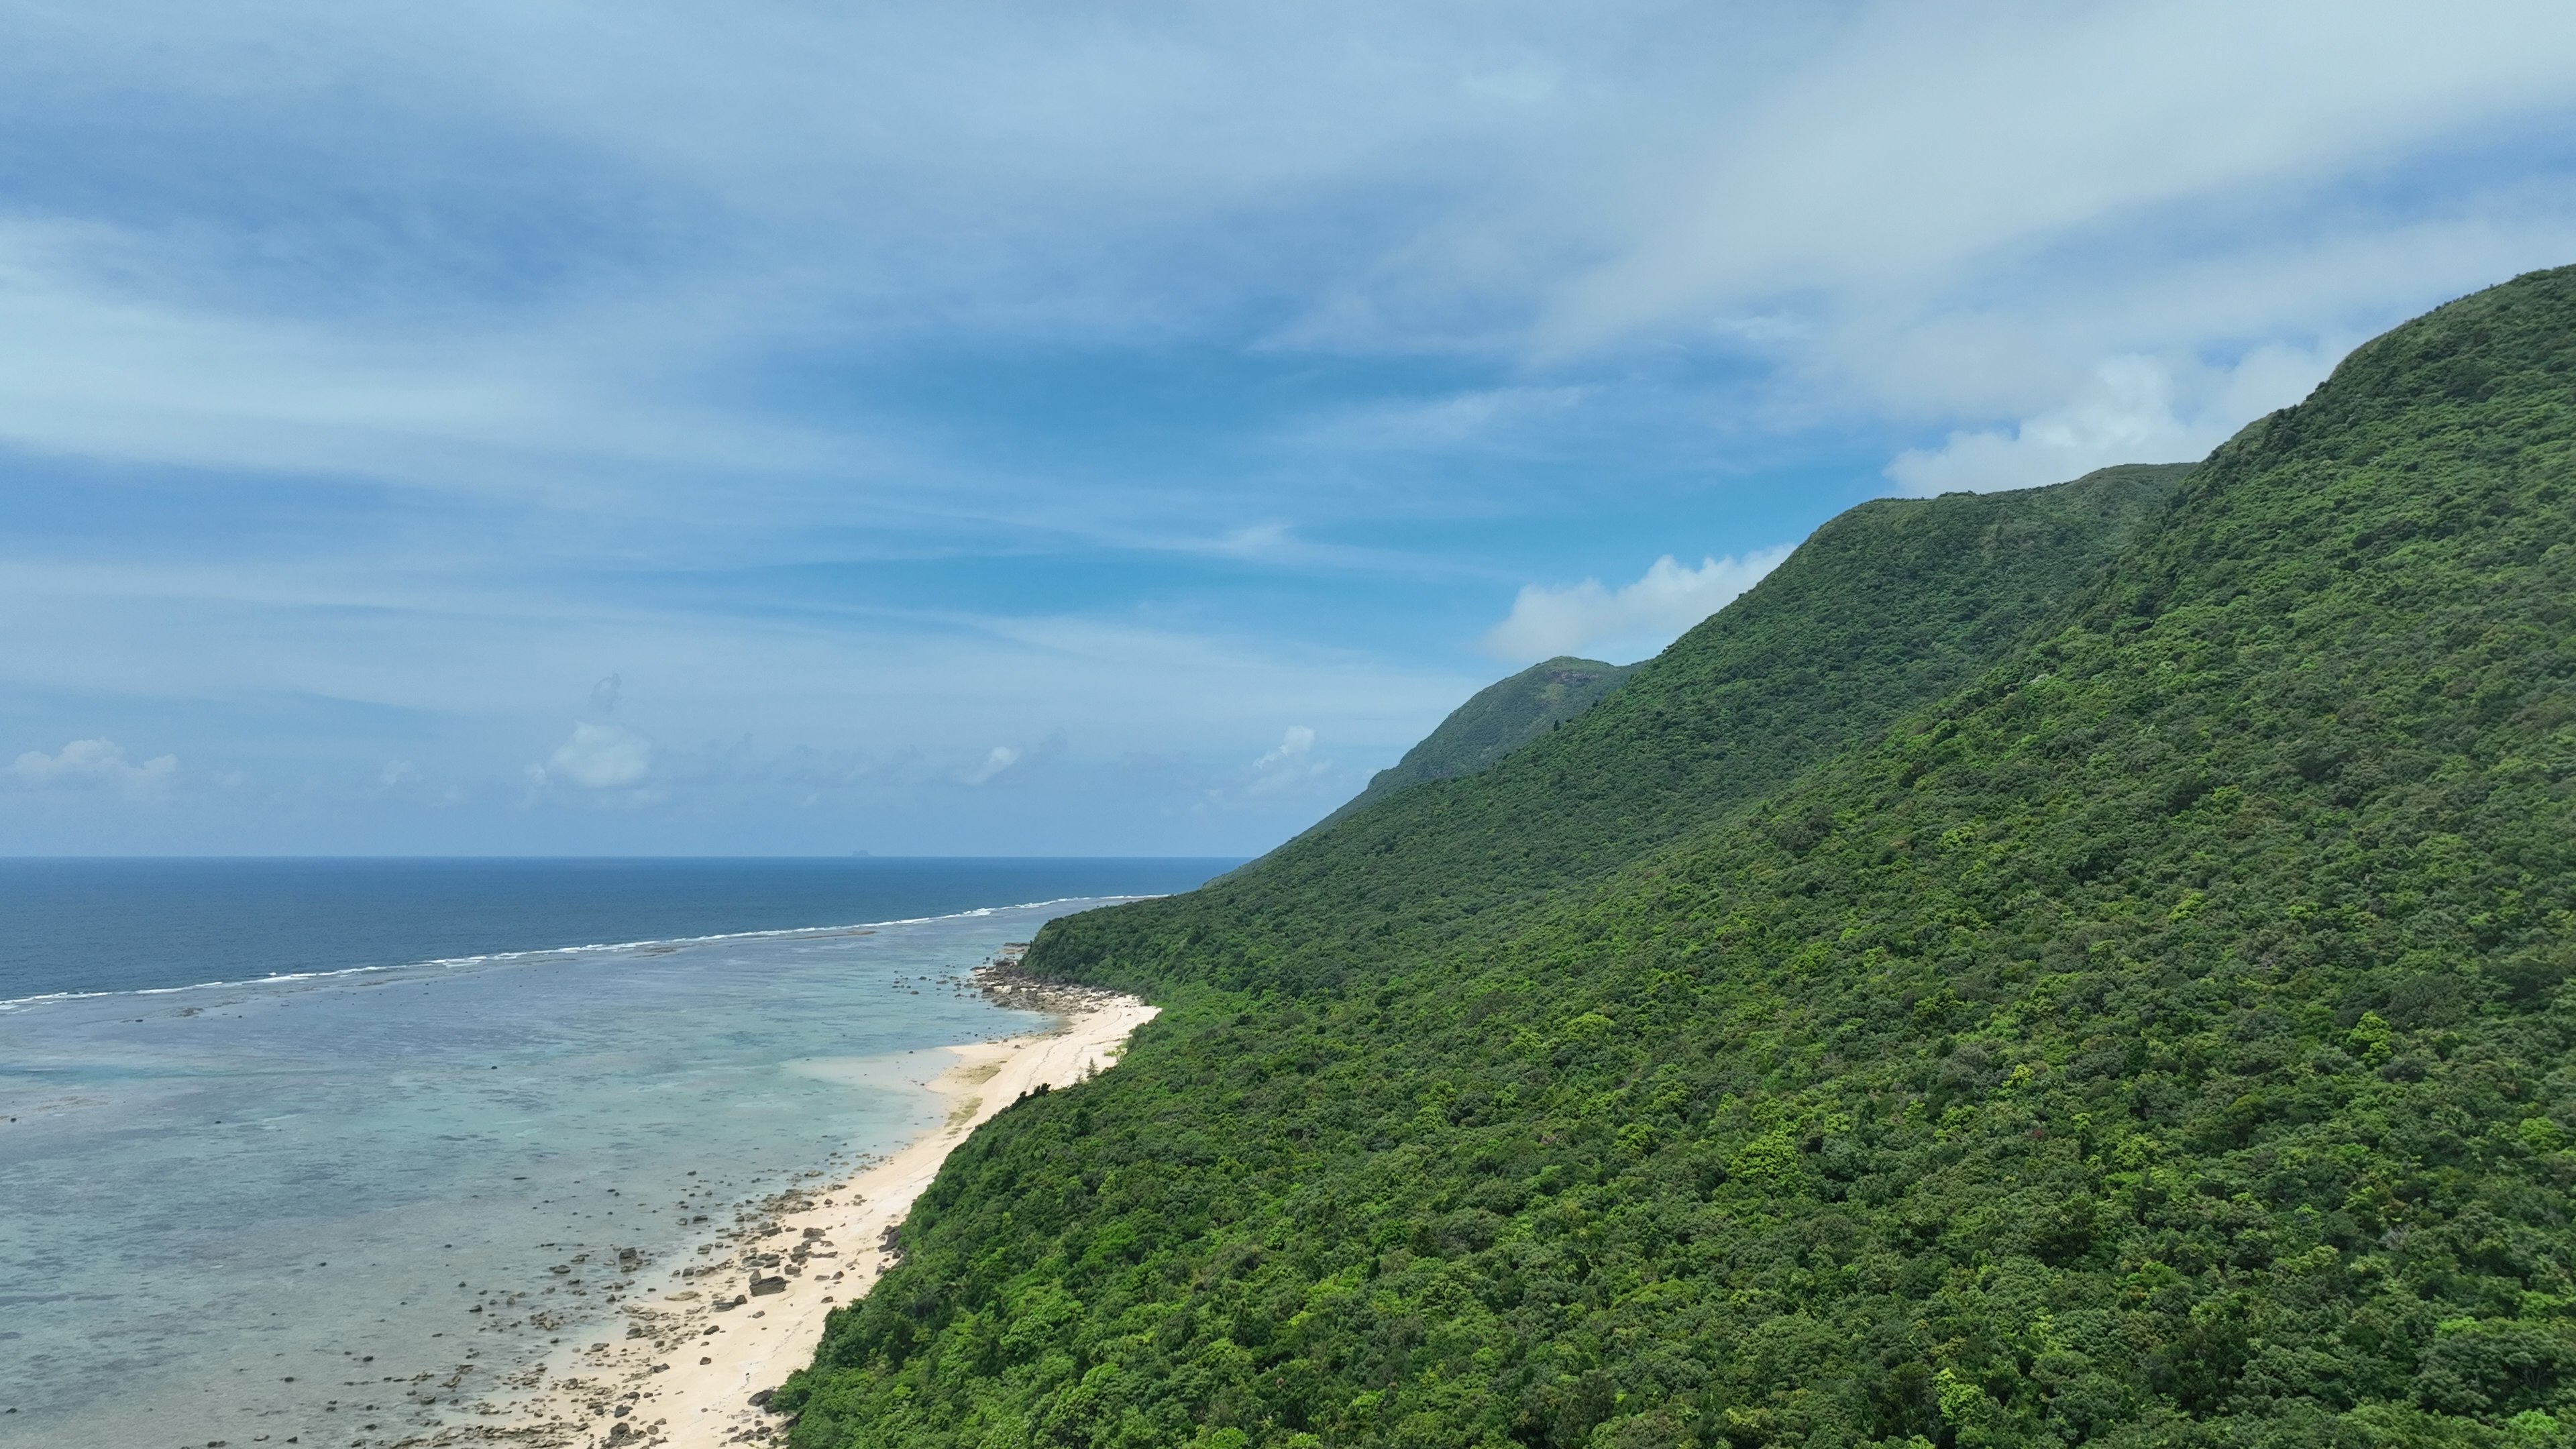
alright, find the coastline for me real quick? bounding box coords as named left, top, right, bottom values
left=449, top=971, right=1153, bottom=1448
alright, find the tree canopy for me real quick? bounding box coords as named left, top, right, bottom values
left=779, top=268, right=2576, bottom=1449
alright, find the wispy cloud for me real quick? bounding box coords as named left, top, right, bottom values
left=1, top=1, right=2572, bottom=853
left=956, top=729, right=1070, bottom=787
left=0, top=218, right=853, bottom=504
left=962, top=745, right=1020, bottom=786
left=1542, top=2, right=2576, bottom=350
left=5, top=2, right=2568, bottom=492
left=1293, top=386, right=1593, bottom=453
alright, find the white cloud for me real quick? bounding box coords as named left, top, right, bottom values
left=1544, top=2, right=2576, bottom=350
left=1248, top=724, right=1330, bottom=796
left=957, top=729, right=1069, bottom=786
left=1485, top=547, right=1792, bottom=663
left=1883, top=343, right=2346, bottom=495
left=9, top=738, right=177, bottom=793
left=1, top=1, right=2573, bottom=859
left=3, top=0, right=2567, bottom=495
left=533, top=721, right=653, bottom=790
left=962, top=745, right=1020, bottom=786
left=0, top=217, right=873, bottom=512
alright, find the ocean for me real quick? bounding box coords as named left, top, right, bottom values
left=0, top=857, right=1233, bottom=1449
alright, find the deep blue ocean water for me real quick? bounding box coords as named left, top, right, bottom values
left=0, top=858, right=1233, bottom=1449
left=0, top=857, right=1231, bottom=1004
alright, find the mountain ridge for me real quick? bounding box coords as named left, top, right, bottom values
left=779, top=267, right=2576, bottom=1449
left=1313, top=655, right=1638, bottom=832
left=1033, top=461, right=2191, bottom=1000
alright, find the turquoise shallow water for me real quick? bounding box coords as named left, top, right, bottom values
left=0, top=868, right=1215, bottom=1449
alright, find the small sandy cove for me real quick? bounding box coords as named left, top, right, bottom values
left=460, top=985, right=1154, bottom=1449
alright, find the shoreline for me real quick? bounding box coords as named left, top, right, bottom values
left=445, top=966, right=1152, bottom=1448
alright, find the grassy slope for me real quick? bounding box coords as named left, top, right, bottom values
left=1030, top=464, right=2188, bottom=1000
left=1314, top=657, right=1639, bottom=831
left=782, top=268, right=2575, bottom=1449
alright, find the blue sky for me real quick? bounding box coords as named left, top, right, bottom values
left=5, top=0, right=2576, bottom=856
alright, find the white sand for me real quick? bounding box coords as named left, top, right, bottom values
left=454, top=994, right=1155, bottom=1448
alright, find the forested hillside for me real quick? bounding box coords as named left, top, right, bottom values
left=780, top=268, right=2576, bottom=1449
left=1033, top=462, right=2186, bottom=999
left=1314, top=656, right=1637, bottom=830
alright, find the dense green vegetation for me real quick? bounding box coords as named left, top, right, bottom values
left=1034, top=462, right=2187, bottom=1001
left=780, top=268, right=2576, bottom=1449
left=1313, top=657, right=1638, bottom=831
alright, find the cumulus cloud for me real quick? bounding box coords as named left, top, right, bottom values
left=533, top=722, right=653, bottom=790
left=1248, top=725, right=1330, bottom=796
left=1884, top=343, right=2346, bottom=495
left=1485, top=547, right=1792, bottom=663
left=9, top=738, right=177, bottom=792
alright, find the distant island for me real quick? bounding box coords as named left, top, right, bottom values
left=771, top=268, right=2576, bottom=1448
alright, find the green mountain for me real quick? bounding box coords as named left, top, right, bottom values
left=1316, top=656, right=1638, bottom=830
left=780, top=266, right=2576, bottom=1449
left=1032, top=462, right=2187, bottom=1001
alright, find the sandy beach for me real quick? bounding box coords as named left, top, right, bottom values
left=442, top=975, right=1155, bottom=1449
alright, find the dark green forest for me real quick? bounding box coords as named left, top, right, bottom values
left=777, top=268, right=2576, bottom=1448
left=1311, top=655, right=1638, bottom=830
left=1040, top=460, right=2189, bottom=1001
